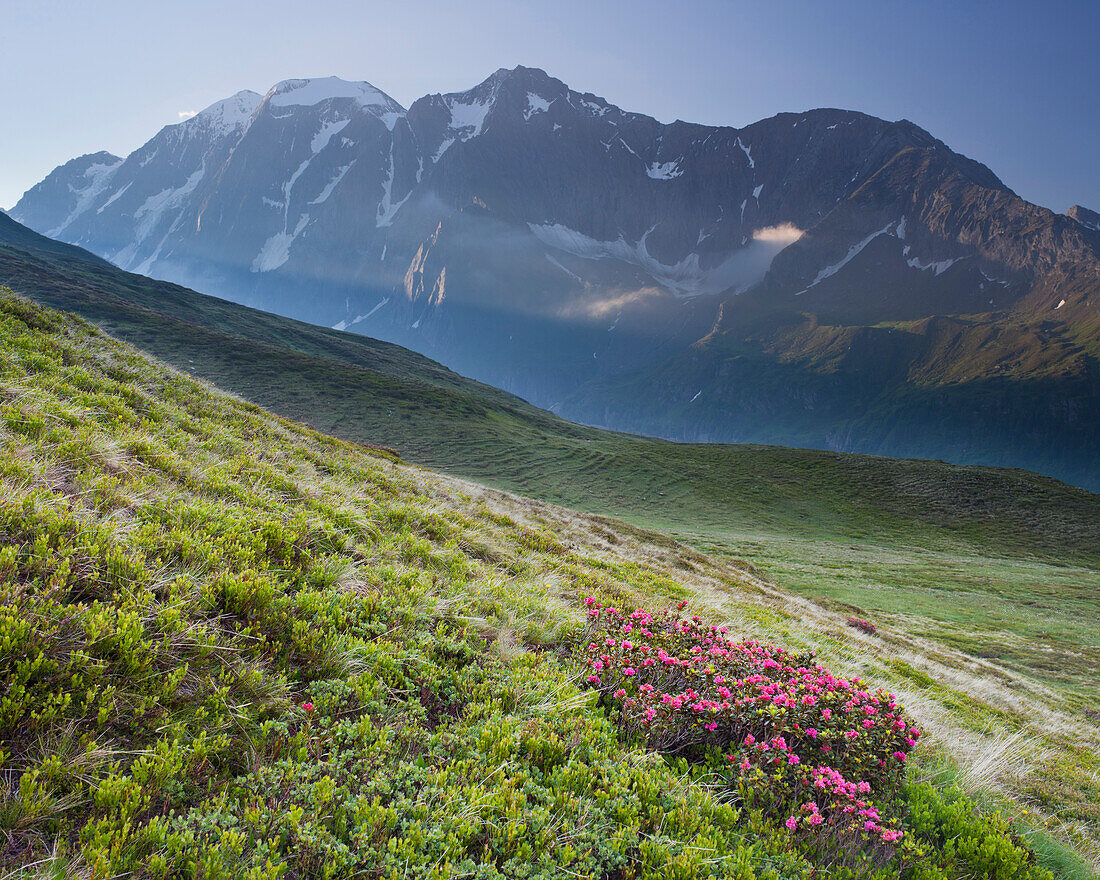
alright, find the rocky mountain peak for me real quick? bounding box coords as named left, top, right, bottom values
left=1067, top=204, right=1100, bottom=231
left=11, top=68, right=1100, bottom=493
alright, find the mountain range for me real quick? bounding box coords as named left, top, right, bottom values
left=11, top=66, right=1100, bottom=488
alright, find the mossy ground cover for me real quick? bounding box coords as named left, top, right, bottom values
left=0, top=289, right=1073, bottom=877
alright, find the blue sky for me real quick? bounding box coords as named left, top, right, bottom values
left=2, top=0, right=1097, bottom=213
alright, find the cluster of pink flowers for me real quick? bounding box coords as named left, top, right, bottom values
left=846, top=617, right=877, bottom=635
left=582, top=601, right=919, bottom=853
left=752, top=754, right=906, bottom=844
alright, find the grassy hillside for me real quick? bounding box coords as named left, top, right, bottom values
left=1, top=236, right=1097, bottom=559
left=4, top=287, right=1097, bottom=878
left=2, top=232, right=1099, bottom=707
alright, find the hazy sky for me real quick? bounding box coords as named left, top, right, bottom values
left=2, top=0, right=1097, bottom=213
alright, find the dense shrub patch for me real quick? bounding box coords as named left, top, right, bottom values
left=846, top=617, right=877, bottom=636
left=580, top=601, right=1055, bottom=877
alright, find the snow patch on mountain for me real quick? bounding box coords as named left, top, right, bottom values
left=577, top=97, right=611, bottom=117
left=185, top=90, right=261, bottom=138
left=736, top=138, right=754, bottom=169
left=252, top=214, right=310, bottom=273
left=250, top=116, right=351, bottom=273
left=132, top=164, right=205, bottom=242
left=47, top=158, right=123, bottom=237
left=310, top=118, right=350, bottom=154
left=310, top=162, right=355, bottom=205
left=907, top=255, right=961, bottom=275
left=433, top=138, right=456, bottom=162
left=531, top=222, right=797, bottom=298
left=545, top=253, right=583, bottom=283
left=524, top=93, right=551, bottom=120
left=109, top=163, right=207, bottom=271
left=797, top=220, right=895, bottom=294
left=333, top=297, right=390, bottom=330
left=432, top=95, right=495, bottom=161
left=377, top=151, right=409, bottom=227
left=530, top=222, right=713, bottom=296
left=448, top=97, right=492, bottom=136
left=97, top=182, right=132, bottom=213
left=646, top=161, right=683, bottom=180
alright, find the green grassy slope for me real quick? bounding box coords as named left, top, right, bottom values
left=1, top=288, right=1087, bottom=878
left=1, top=237, right=1096, bottom=568
left=2, top=230, right=1099, bottom=714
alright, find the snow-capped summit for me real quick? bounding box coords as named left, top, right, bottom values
left=260, top=77, right=406, bottom=132
left=265, top=77, right=404, bottom=111
left=183, top=90, right=262, bottom=138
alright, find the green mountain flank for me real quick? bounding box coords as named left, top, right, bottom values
left=2, top=287, right=1096, bottom=878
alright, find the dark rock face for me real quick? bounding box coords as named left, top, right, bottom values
left=1067, top=205, right=1100, bottom=232
left=13, top=67, right=1100, bottom=488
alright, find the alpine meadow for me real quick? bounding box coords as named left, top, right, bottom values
left=1, top=3, right=1099, bottom=878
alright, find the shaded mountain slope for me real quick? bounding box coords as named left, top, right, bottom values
left=1, top=218, right=1097, bottom=567
left=11, top=67, right=1100, bottom=487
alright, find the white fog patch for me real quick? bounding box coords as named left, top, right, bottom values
left=752, top=223, right=803, bottom=246
left=558, top=286, right=664, bottom=320
left=177, top=110, right=198, bottom=120
left=534, top=222, right=803, bottom=302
